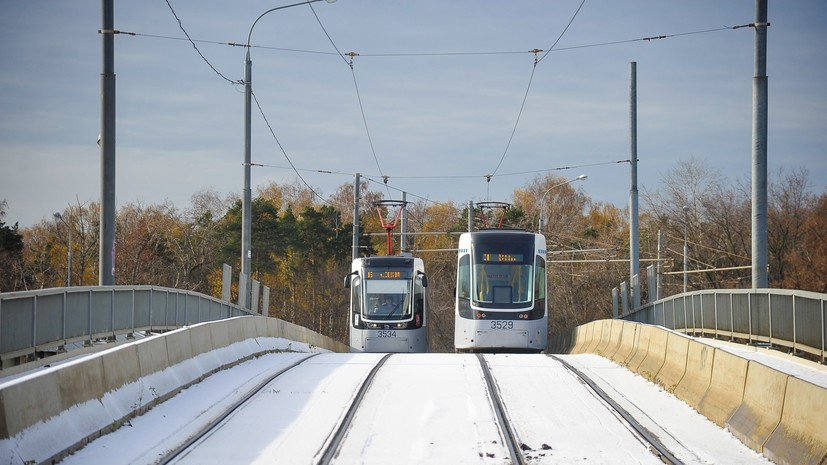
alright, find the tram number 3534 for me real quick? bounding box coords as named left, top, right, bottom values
left=377, top=330, right=397, bottom=338
left=490, top=321, right=514, bottom=330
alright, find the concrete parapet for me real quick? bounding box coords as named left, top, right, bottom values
left=557, top=320, right=827, bottom=464
left=763, top=376, right=827, bottom=465
left=654, top=332, right=689, bottom=393
left=584, top=320, right=607, bottom=354
left=610, top=321, right=640, bottom=365
left=164, top=327, right=194, bottom=367
left=726, top=361, right=787, bottom=452
left=0, top=369, right=61, bottom=439
left=135, top=334, right=171, bottom=378
left=696, top=346, right=749, bottom=426
left=636, top=325, right=668, bottom=382
left=672, top=339, right=713, bottom=409
left=625, top=324, right=654, bottom=372
left=0, top=315, right=346, bottom=449
left=188, top=323, right=214, bottom=358
left=569, top=323, right=594, bottom=354
left=594, top=320, right=621, bottom=357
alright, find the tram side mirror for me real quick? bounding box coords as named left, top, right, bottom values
left=344, top=272, right=355, bottom=289
left=417, top=271, right=429, bottom=287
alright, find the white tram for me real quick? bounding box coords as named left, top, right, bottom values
left=344, top=255, right=429, bottom=353
left=454, top=230, right=548, bottom=352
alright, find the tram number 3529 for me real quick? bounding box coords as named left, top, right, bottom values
left=377, top=330, right=398, bottom=338
left=490, top=321, right=514, bottom=330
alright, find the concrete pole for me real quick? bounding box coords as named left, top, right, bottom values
left=99, top=0, right=116, bottom=285
left=241, top=49, right=253, bottom=308
left=751, top=0, right=769, bottom=288
left=352, top=173, right=360, bottom=260
left=629, top=62, right=640, bottom=308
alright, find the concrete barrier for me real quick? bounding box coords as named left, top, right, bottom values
left=625, top=324, right=654, bottom=372
left=672, top=339, right=713, bottom=409
left=555, top=319, right=827, bottom=465
left=594, top=320, right=623, bottom=358
left=697, top=348, right=749, bottom=426
left=636, top=326, right=668, bottom=382
left=0, top=315, right=347, bottom=449
left=763, top=376, right=827, bottom=465
left=726, top=361, right=788, bottom=452
left=654, top=332, right=689, bottom=393
left=610, top=321, right=640, bottom=366
left=569, top=323, right=595, bottom=354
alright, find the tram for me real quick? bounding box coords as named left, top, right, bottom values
left=454, top=230, right=548, bottom=352
left=344, top=255, right=429, bottom=352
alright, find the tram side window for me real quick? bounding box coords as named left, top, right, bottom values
left=534, top=255, right=546, bottom=299
left=457, top=255, right=470, bottom=300
left=351, top=277, right=362, bottom=315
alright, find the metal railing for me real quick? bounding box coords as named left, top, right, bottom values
left=619, top=288, right=827, bottom=362
left=0, top=286, right=253, bottom=368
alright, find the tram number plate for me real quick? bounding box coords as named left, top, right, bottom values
left=490, top=321, right=514, bottom=330
left=377, top=330, right=397, bottom=338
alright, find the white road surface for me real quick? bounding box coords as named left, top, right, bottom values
left=55, top=350, right=772, bottom=465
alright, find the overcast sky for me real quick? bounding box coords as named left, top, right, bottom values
left=1, top=1, right=825, bottom=228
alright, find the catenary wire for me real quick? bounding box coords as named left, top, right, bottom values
left=163, top=0, right=241, bottom=85
left=487, top=0, right=587, bottom=182
left=251, top=91, right=331, bottom=205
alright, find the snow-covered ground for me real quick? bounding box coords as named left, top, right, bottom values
left=47, top=349, right=777, bottom=465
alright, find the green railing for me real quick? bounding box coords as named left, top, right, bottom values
left=619, top=288, right=827, bottom=363
left=0, top=286, right=253, bottom=368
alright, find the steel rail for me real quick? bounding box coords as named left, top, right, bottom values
left=158, top=353, right=320, bottom=464
left=476, top=353, right=528, bottom=465
left=548, top=354, right=684, bottom=465
left=316, top=353, right=393, bottom=465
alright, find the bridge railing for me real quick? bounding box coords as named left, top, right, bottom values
left=619, top=288, right=827, bottom=363
left=0, top=286, right=253, bottom=369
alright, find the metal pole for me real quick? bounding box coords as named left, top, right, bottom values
left=751, top=0, right=769, bottom=288
left=100, top=0, right=116, bottom=285
left=656, top=229, right=663, bottom=300
left=68, top=225, right=73, bottom=287
left=468, top=200, right=474, bottom=232
left=629, top=62, right=640, bottom=308
left=400, top=191, right=407, bottom=253
left=683, top=205, right=690, bottom=293
left=241, top=49, right=252, bottom=308
left=352, top=173, right=360, bottom=260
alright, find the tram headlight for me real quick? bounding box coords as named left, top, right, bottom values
left=394, top=322, right=408, bottom=329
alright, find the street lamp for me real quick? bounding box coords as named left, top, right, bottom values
left=240, top=0, right=337, bottom=308
left=537, top=174, right=587, bottom=233
left=683, top=205, right=690, bottom=294
left=53, top=212, right=73, bottom=287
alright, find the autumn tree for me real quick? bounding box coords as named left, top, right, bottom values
left=0, top=200, right=24, bottom=291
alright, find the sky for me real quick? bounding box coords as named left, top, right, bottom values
left=3, top=337, right=791, bottom=464
left=1, top=1, right=825, bottom=229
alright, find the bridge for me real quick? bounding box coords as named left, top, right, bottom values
left=0, top=286, right=825, bottom=464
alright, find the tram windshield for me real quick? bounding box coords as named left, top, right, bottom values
left=471, top=242, right=534, bottom=307
left=364, top=278, right=411, bottom=321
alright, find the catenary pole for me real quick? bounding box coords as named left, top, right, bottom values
left=629, top=62, right=640, bottom=308
left=100, top=0, right=116, bottom=285
left=751, top=0, right=769, bottom=288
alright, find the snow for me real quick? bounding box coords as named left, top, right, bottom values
left=5, top=333, right=821, bottom=465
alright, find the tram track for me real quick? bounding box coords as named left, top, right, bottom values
left=317, top=353, right=392, bottom=465
left=548, top=354, right=684, bottom=465
left=476, top=353, right=528, bottom=465
left=157, top=353, right=321, bottom=464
